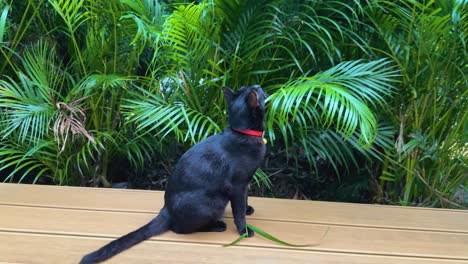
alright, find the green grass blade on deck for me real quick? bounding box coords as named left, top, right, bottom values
left=222, top=232, right=248, bottom=248
left=223, top=224, right=329, bottom=248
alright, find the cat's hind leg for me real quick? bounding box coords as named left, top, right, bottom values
left=246, top=205, right=254, bottom=215
left=245, top=190, right=254, bottom=215
left=198, top=220, right=227, bottom=232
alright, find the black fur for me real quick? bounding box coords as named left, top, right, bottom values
left=80, top=85, right=267, bottom=263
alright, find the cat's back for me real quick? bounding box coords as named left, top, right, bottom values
left=167, top=129, right=264, bottom=187
left=179, top=129, right=264, bottom=162
left=181, top=132, right=227, bottom=158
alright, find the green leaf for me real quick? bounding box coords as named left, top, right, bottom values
left=0, top=4, right=9, bottom=44
left=224, top=224, right=329, bottom=248
left=222, top=232, right=248, bottom=247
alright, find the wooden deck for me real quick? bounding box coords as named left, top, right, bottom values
left=0, top=183, right=467, bottom=264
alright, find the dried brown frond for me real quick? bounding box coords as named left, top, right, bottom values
left=53, top=98, right=95, bottom=154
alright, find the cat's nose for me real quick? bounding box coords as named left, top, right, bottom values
left=252, top=84, right=263, bottom=93
left=253, top=85, right=268, bottom=98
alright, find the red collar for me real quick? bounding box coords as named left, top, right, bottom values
left=231, top=128, right=264, bottom=137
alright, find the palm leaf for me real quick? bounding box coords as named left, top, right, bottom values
left=0, top=42, right=62, bottom=145
left=48, top=0, right=92, bottom=73
left=0, top=4, right=9, bottom=45
left=267, top=59, right=397, bottom=146
left=123, top=88, right=222, bottom=145
left=163, top=2, right=218, bottom=71
left=253, top=169, right=272, bottom=189
left=48, top=0, right=91, bottom=33
left=0, top=138, right=55, bottom=183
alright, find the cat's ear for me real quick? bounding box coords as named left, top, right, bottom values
left=222, top=86, right=235, bottom=104
left=248, top=91, right=259, bottom=108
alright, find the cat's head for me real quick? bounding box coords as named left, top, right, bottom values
left=222, top=85, right=267, bottom=131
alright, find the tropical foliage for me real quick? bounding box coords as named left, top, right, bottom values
left=366, top=0, right=468, bottom=206
left=0, top=0, right=466, bottom=207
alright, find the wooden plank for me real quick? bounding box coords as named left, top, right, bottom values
left=1, top=232, right=467, bottom=264
left=1, top=205, right=467, bottom=260
left=1, top=183, right=467, bottom=233
left=0, top=183, right=158, bottom=213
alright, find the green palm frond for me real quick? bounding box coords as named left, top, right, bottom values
left=214, top=0, right=245, bottom=30
left=253, top=169, right=272, bottom=189
left=121, top=0, right=165, bottom=22
left=48, top=0, right=91, bottom=33
left=216, top=0, right=374, bottom=88
left=298, top=123, right=394, bottom=176
left=67, top=131, right=104, bottom=181
left=269, top=1, right=365, bottom=67
left=0, top=138, right=55, bottom=183
left=120, top=0, right=166, bottom=45
left=116, top=132, right=155, bottom=169
left=123, top=88, right=222, bottom=145
left=78, top=74, right=133, bottom=96
left=367, top=0, right=468, bottom=206
left=267, top=59, right=398, bottom=146
left=0, top=76, right=55, bottom=144
left=0, top=4, right=9, bottom=45
left=0, top=42, right=62, bottom=145
left=265, top=59, right=397, bottom=177
left=120, top=12, right=160, bottom=48
left=163, top=2, right=219, bottom=72
left=220, top=2, right=276, bottom=86
left=49, top=0, right=92, bottom=73
left=317, top=59, right=398, bottom=107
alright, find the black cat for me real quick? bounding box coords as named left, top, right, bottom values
left=80, top=85, right=267, bottom=263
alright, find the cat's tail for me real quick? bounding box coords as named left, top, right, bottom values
left=80, top=207, right=171, bottom=264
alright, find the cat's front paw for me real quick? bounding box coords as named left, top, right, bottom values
left=246, top=205, right=254, bottom=215
left=238, top=226, right=255, bottom=237
left=246, top=226, right=255, bottom=237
